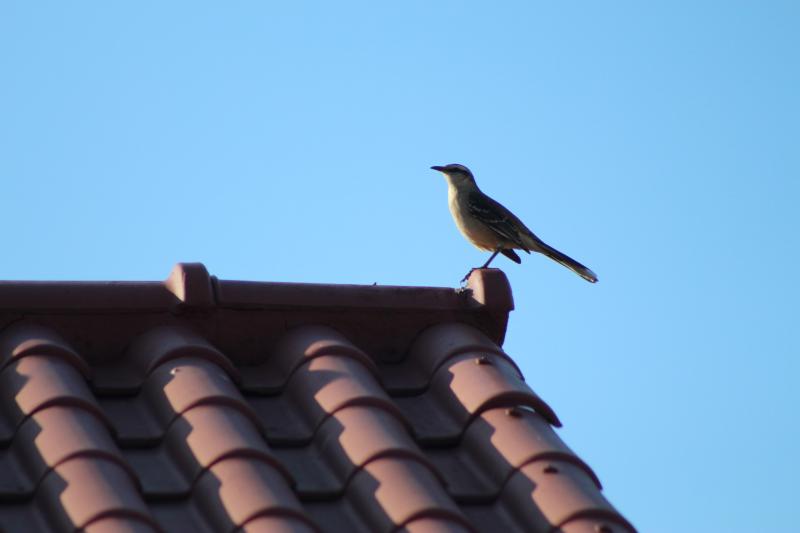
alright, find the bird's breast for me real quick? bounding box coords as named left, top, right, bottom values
left=447, top=187, right=501, bottom=251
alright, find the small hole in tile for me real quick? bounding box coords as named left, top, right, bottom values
left=475, top=355, right=492, bottom=365
left=596, top=525, right=613, bottom=533
left=543, top=464, right=559, bottom=474
left=505, top=407, right=522, bottom=418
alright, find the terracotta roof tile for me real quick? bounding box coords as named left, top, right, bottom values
left=131, top=326, right=239, bottom=381
left=498, top=461, right=633, bottom=532
left=0, top=263, right=633, bottom=532
left=83, top=517, right=158, bottom=533
left=83, top=516, right=158, bottom=533
left=40, top=457, right=155, bottom=531
left=0, top=323, right=89, bottom=377
left=241, top=325, right=378, bottom=393
left=248, top=354, right=401, bottom=445
left=273, top=405, right=430, bottom=497
left=0, top=354, right=105, bottom=445
left=399, top=517, right=473, bottom=533
left=401, top=322, right=522, bottom=390
left=344, top=457, right=470, bottom=532
left=425, top=407, right=600, bottom=501
left=194, top=458, right=309, bottom=531
left=13, top=406, right=131, bottom=489
left=393, top=351, right=560, bottom=446
left=240, top=515, right=318, bottom=533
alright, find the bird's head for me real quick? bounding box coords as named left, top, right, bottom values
left=430, top=163, right=476, bottom=188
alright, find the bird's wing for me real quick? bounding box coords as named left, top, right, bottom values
left=467, top=190, right=530, bottom=251
left=500, top=249, right=522, bottom=264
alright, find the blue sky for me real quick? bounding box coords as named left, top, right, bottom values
left=2, top=2, right=798, bottom=531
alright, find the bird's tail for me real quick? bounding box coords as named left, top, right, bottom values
left=536, top=241, right=598, bottom=283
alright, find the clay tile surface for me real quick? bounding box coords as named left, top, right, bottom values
left=0, top=264, right=634, bottom=532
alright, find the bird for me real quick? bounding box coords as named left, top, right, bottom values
left=431, top=163, right=598, bottom=283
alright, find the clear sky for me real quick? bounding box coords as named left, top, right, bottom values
left=2, top=2, right=798, bottom=531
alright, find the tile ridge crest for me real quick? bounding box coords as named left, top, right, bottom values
left=40, top=450, right=141, bottom=494
left=502, top=452, right=603, bottom=491
left=0, top=322, right=90, bottom=377
left=304, top=396, right=411, bottom=444
left=17, top=399, right=115, bottom=444
left=342, top=448, right=448, bottom=494
left=164, top=394, right=261, bottom=433
left=469, top=394, right=562, bottom=428
left=557, top=508, right=638, bottom=533
left=281, top=345, right=381, bottom=389
left=198, top=450, right=295, bottom=492
left=127, top=325, right=239, bottom=383
left=392, top=507, right=478, bottom=533
left=431, top=345, right=520, bottom=382
left=239, top=508, right=322, bottom=533
left=81, top=508, right=163, bottom=533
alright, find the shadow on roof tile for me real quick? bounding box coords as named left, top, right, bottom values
left=383, top=322, right=522, bottom=394
left=394, top=351, right=560, bottom=446
left=248, top=355, right=402, bottom=445
left=241, top=325, right=377, bottom=394
left=497, top=461, right=635, bottom=532
left=273, top=405, right=437, bottom=498
left=426, top=407, right=600, bottom=502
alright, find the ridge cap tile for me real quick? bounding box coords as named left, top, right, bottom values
left=464, top=269, right=514, bottom=313
left=164, top=263, right=214, bottom=309
left=464, top=269, right=514, bottom=345
left=215, top=279, right=463, bottom=311
left=0, top=280, right=173, bottom=312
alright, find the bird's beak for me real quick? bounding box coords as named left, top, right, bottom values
left=430, top=165, right=445, bottom=172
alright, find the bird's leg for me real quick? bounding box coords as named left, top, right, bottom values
left=460, top=249, right=502, bottom=283
left=480, top=249, right=502, bottom=269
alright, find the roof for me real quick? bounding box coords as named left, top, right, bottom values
left=0, top=263, right=634, bottom=533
